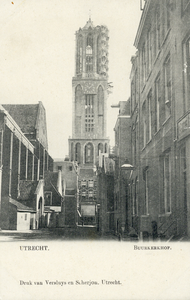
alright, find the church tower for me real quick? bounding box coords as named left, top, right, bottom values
left=68, top=18, right=110, bottom=226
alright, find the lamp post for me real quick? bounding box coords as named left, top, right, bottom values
left=120, top=163, right=134, bottom=239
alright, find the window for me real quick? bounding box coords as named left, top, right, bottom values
left=144, top=168, right=149, bottom=215
left=71, top=143, right=74, bottom=161
left=166, top=0, right=171, bottom=30
left=88, top=180, right=94, bottom=188
left=180, top=147, right=187, bottom=202
left=86, top=33, right=93, bottom=73
left=142, top=101, right=147, bottom=148
left=87, top=33, right=93, bottom=48
left=160, top=152, right=171, bottom=214
left=142, top=43, right=146, bottom=85
left=133, top=177, right=138, bottom=216
left=97, top=35, right=101, bottom=74
left=98, top=85, right=104, bottom=115
left=180, top=147, right=187, bottom=231
left=86, top=46, right=93, bottom=73
left=142, top=92, right=151, bottom=147
left=155, top=4, right=161, bottom=56
left=147, top=90, right=152, bottom=141
left=147, top=28, right=152, bottom=73
left=163, top=153, right=171, bottom=213
left=25, top=214, right=27, bottom=221
left=44, top=192, right=52, bottom=206
left=75, top=143, right=81, bottom=163
left=98, top=143, right=103, bottom=155
left=85, top=143, right=94, bottom=164
left=183, top=37, right=190, bottom=112
left=135, top=69, right=138, bottom=106
left=58, top=166, right=62, bottom=171
left=155, top=74, right=161, bottom=132
left=85, top=95, right=94, bottom=132
left=131, top=80, right=135, bottom=112
left=164, top=54, right=171, bottom=120
left=77, top=35, right=83, bottom=74
left=88, top=191, right=93, bottom=198
left=69, top=166, right=72, bottom=171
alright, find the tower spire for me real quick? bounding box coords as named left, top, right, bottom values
left=89, top=9, right=91, bottom=21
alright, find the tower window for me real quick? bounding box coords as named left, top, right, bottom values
left=77, top=35, right=83, bottom=74
left=85, top=143, right=94, bottom=164
left=86, top=33, right=93, bottom=73
left=86, top=45, right=92, bottom=55
left=75, top=143, right=81, bottom=163
left=86, top=46, right=93, bottom=73
left=85, top=95, right=94, bottom=132
left=87, top=33, right=93, bottom=48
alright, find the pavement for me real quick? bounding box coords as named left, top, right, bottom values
left=0, top=227, right=120, bottom=242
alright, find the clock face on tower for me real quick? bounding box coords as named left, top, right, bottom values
left=83, top=82, right=96, bottom=94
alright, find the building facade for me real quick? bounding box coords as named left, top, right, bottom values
left=53, top=159, right=77, bottom=227
left=68, top=18, right=110, bottom=227
left=0, top=102, right=55, bottom=230
left=129, top=0, right=190, bottom=240
left=96, top=153, right=115, bottom=235
left=111, top=101, right=132, bottom=237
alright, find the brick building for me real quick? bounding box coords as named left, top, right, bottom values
left=53, top=159, right=77, bottom=227
left=129, top=0, right=190, bottom=240
left=0, top=102, right=54, bottom=230
left=96, top=153, right=115, bottom=235
left=111, top=101, right=132, bottom=236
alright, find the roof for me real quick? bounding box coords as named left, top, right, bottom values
left=2, top=101, right=48, bottom=150
left=9, top=198, right=35, bottom=212
left=79, top=168, right=94, bottom=179
left=44, top=171, right=58, bottom=190
left=44, top=207, right=54, bottom=213
left=2, top=104, right=38, bottom=134
left=44, top=171, right=63, bottom=198
left=83, top=18, right=94, bottom=29
left=18, top=180, right=38, bottom=201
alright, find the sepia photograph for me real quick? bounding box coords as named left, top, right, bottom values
left=0, top=0, right=190, bottom=299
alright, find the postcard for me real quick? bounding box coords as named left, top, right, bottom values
left=0, top=1, right=190, bottom=299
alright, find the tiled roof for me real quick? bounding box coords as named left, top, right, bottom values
left=18, top=180, right=38, bottom=201
left=65, top=189, right=75, bottom=195
left=9, top=198, right=35, bottom=212
left=2, top=104, right=39, bottom=134
left=44, top=171, right=58, bottom=189
left=44, top=171, right=63, bottom=198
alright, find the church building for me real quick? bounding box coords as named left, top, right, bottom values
left=68, top=18, right=110, bottom=227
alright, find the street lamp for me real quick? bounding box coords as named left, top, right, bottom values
left=120, top=163, right=134, bottom=238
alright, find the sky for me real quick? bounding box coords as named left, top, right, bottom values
left=0, top=0, right=142, bottom=159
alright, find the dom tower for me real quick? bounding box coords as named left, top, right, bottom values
left=68, top=18, right=110, bottom=226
